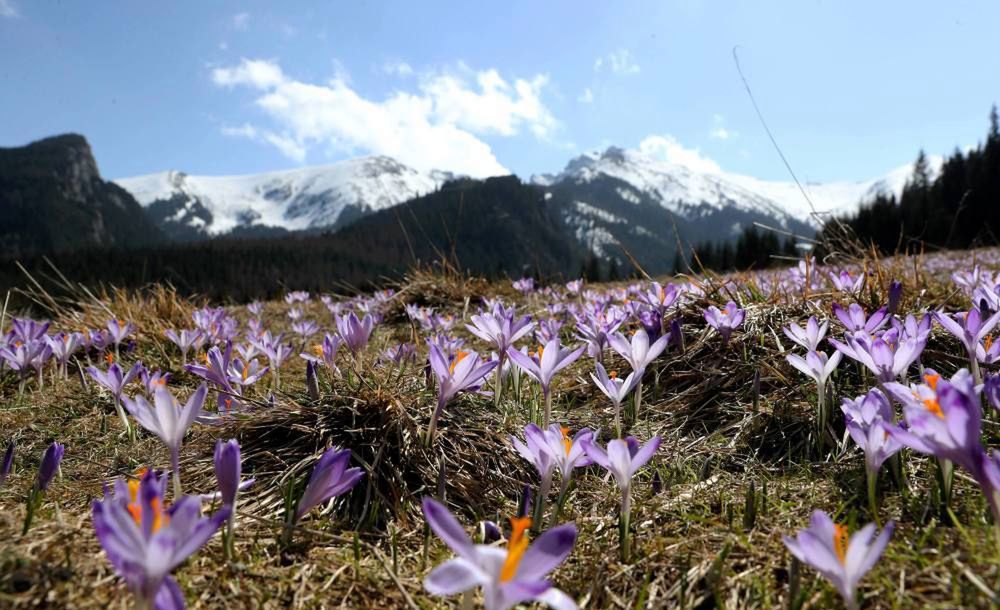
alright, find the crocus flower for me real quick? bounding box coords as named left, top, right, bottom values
left=45, top=332, right=81, bottom=379
left=829, top=269, right=865, bottom=295
left=935, top=307, right=1000, bottom=382
left=640, top=281, right=679, bottom=318
left=589, top=363, right=639, bottom=435
left=985, top=374, right=1000, bottom=413
left=539, top=425, right=594, bottom=521
left=422, top=497, right=578, bottom=610
left=829, top=334, right=923, bottom=383
left=106, top=319, right=135, bottom=355
left=427, top=343, right=497, bottom=442
left=467, top=304, right=534, bottom=402
left=336, top=312, right=375, bottom=357
left=123, top=384, right=206, bottom=497
left=841, top=390, right=903, bottom=518
left=163, top=329, right=204, bottom=366
left=582, top=435, right=660, bottom=561
left=87, top=361, right=142, bottom=436
left=23, top=441, right=64, bottom=534
left=214, top=439, right=253, bottom=559
left=512, top=277, right=535, bottom=294
left=787, top=350, right=842, bottom=446
left=185, top=343, right=241, bottom=413
left=36, top=441, right=64, bottom=492
left=887, top=280, right=903, bottom=316
left=507, top=338, right=585, bottom=428
left=291, top=319, right=320, bottom=342
left=139, top=367, right=171, bottom=395
left=782, top=510, right=894, bottom=610
left=300, top=333, right=342, bottom=376
left=227, top=357, right=269, bottom=389
left=512, top=424, right=556, bottom=521
left=832, top=303, right=888, bottom=337
left=703, top=302, right=745, bottom=346
left=783, top=317, right=829, bottom=351
left=607, top=328, right=670, bottom=421
left=293, top=447, right=364, bottom=522
left=0, top=440, right=13, bottom=487
left=92, top=469, right=230, bottom=610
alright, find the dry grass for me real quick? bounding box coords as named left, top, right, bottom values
left=2, top=253, right=1000, bottom=609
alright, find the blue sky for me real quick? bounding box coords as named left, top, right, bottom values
left=1, top=1, right=998, bottom=181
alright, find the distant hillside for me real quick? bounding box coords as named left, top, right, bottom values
left=1, top=176, right=589, bottom=301
left=0, top=134, right=165, bottom=259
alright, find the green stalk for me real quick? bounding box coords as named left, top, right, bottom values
left=866, top=467, right=880, bottom=526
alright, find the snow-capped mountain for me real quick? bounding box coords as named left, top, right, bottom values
left=115, top=156, right=455, bottom=240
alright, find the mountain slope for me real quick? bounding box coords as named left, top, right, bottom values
left=0, top=134, right=165, bottom=259
left=115, top=157, right=455, bottom=240
left=535, top=147, right=817, bottom=271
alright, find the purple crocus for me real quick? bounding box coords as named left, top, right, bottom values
left=163, top=329, right=204, bottom=366
left=832, top=303, right=889, bottom=337
left=23, top=441, right=64, bottom=534
left=985, top=374, right=1000, bottom=413
left=782, top=510, right=894, bottom=610
left=467, top=304, right=534, bottom=403
left=512, top=424, right=556, bottom=520
left=293, top=447, right=364, bottom=522
left=336, top=312, right=375, bottom=357
left=422, top=497, right=577, bottom=610
left=227, top=357, right=269, bottom=389
left=213, top=439, right=253, bottom=559
left=582, top=435, right=660, bottom=561
left=92, top=469, right=230, bottom=610
left=786, top=350, right=842, bottom=445
left=512, top=277, right=535, bottom=294
left=935, top=307, right=1000, bottom=382
left=703, top=302, right=745, bottom=346
left=507, top=338, right=585, bottom=428
left=0, top=440, right=13, bottom=487
left=427, top=343, right=497, bottom=442
left=300, top=333, right=343, bottom=376
left=783, top=317, right=829, bottom=351
left=123, top=384, right=207, bottom=497
left=589, top=363, right=639, bottom=436
left=87, top=361, right=142, bottom=436
left=607, top=328, right=670, bottom=421
left=45, top=332, right=81, bottom=379
left=829, top=333, right=923, bottom=383
left=105, top=319, right=135, bottom=357
left=841, top=390, right=902, bottom=518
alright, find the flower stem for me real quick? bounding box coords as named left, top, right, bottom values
left=543, top=389, right=552, bottom=429
left=171, top=448, right=182, bottom=499
left=866, top=467, right=880, bottom=527
left=620, top=488, right=632, bottom=563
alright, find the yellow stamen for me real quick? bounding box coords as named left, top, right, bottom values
left=500, top=516, right=532, bottom=581
left=312, top=344, right=324, bottom=356
left=832, top=523, right=849, bottom=565
left=609, top=370, right=618, bottom=380
left=449, top=351, right=469, bottom=374
left=242, top=364, right=249, bottom=381
left=201, top=352, right=210, bottom=364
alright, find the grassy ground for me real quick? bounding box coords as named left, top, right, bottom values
left=1, top=254, right=1000, bottom=609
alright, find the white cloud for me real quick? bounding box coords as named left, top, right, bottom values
left=639, top=135, right=722, bottom=174
left=232, top=12, right=250, bottom=31
left=383, top=61, right=413, bottom=77
left=0, top=0, right=18, bottom=18
left=709, top=114, right=737, bottom=140
left=211, top=58, right=558, bottom=177
left=577, top=88, right=594, bottom=104
left=594, top=49, right=640, bottom=75
left=212, top=59, right=286, bottom=89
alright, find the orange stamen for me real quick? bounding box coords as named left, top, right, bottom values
left=923, top=373, right=940, bottom=391
left=609, top=370, right=618, bottom=380
left=923, top=397, right=945, bottom=418
left=560, top=427, right=572, bottom=456
left=986, top=335, right=994, bottom=352
left=125, top=471, right=168, bottom=533
left=449, top=351, right=470, bottom=374
left=105, top=353, right=114, bottom=364
left=500, top=516, right=532, bottom=581
left=312, top=344, right=323, bottom=356
left=832, top=523, right=849, bottom=564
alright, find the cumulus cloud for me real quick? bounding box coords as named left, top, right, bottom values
left=639, top=135, right=722, bottom=174
left=232, top=12, right=250, bottom=31
left=0, top=0, right=18, bottom=18
left=211, top=58, right=558, bottom=177
left=709, top=114, right=737, bottom=140
left=577, top=88, right=594, bottom=104
left=594, top=49, right=640, bottom=75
